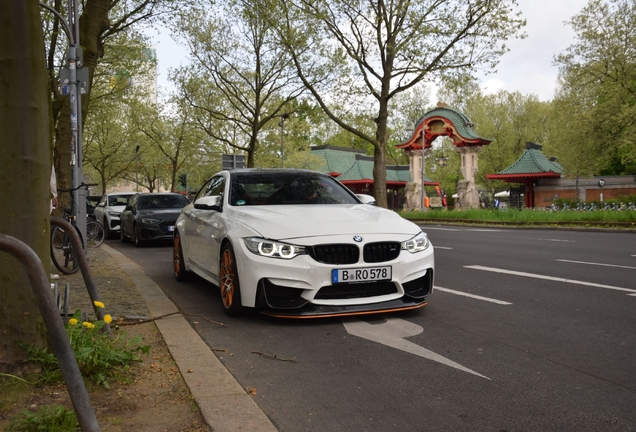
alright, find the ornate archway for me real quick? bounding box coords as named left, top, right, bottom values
left=397, top=104, right=491, bottom=209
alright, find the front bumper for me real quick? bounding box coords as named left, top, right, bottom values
left=138, top=220, right=177, bottom=242
left=234, top=236, right=435, bottom=315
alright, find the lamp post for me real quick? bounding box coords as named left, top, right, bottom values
left=135, top=145, right=140, bottom=192
left=279, top=113, right=289, bottom=168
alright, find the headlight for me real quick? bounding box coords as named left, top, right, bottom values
left=141, top=217, right=161, bottom=224
left=244, top=238, right=306, bottom=259
left=108, top=211, right=121, bottom=217
left=401, top=231, right=430, bottom=253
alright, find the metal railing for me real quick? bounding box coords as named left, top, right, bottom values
left=0, top=233, right=100, bottom=432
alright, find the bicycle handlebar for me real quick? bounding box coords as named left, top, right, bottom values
left=57, top=183, right=98, bottom=193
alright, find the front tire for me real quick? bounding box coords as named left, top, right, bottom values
left=219, top=243, right=243, bottom=316
left=173, top=232, right=191, bottom=281
left=103, top=218, right=111, bottom=239
left=120, top=224, right=129, bottom=243
left=134, top=224, right=144, bottom=247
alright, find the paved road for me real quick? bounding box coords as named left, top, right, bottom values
left=107, top=227, right=636, bottom=432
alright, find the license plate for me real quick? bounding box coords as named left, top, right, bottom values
left=332, top=266, right=391, bottom=283
left=168, top=226, right=175, bottom=232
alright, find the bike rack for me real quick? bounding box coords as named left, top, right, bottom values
left=0, top=234, right=100, bottom=432
left=51, top=217, right=111, bottom=333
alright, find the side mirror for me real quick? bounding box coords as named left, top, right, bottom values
left=194, top=195, right=222, bottom=212
left=356, top=194, right=376, bottom=205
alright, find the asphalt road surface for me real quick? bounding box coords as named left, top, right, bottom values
left=108, top=226, right=636, bottom=432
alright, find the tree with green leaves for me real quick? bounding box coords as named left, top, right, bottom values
left=552, top=0, right=636, bottom=175
left=41, top=0, right=186, bottom=194
left=267, top=0, right=525, bottom=207
left=175, top=0, right=306, bottom=168
left=1, top=0, right=52, bottom=370
left=130, top=99, right=203, bottom=191
left=81, top=33, right=156, bottom=193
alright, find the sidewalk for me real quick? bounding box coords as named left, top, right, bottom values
left=53, top=244, right=277, bottom=432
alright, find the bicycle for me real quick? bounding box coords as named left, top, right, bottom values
left=51, top=183, right=105, bottom=274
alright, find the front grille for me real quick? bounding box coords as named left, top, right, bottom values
left=363, top=242, right=401, bottom=263
left=315, top=281, right=397, bottom=300
left=309, top=244, right=359, bottom=264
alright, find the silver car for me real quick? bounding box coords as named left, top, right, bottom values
left=94, top=192, right=136, bottom=238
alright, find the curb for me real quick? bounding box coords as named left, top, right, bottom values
left=102, top=244, right=278, bottom=432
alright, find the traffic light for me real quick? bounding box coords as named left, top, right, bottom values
left=179, top=174, right=187, bottom=188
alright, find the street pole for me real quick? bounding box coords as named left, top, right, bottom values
left=135, top=145, right=140, bottom=191
left=280, top=113, right=289, bottom=168
left=67, top=0, right=87, bottom=249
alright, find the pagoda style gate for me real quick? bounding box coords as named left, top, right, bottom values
left=397, top=105, right=491, bottom=210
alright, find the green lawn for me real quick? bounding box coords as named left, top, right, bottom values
left=400, top=208, right=636, bottom=227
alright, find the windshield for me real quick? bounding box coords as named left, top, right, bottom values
left=229, top=171, right=359, bottom=206
left=138, top=195, right=190, bottom=210
left=108, top=195, right=132, bottom=206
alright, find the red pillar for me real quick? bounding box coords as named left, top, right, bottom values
left=525, top=180, right=534, bottom=208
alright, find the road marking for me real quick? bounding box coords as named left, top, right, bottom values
left=343, top=317, right=489, bottom=379
left=531, top=238, right=576, bottom=243
left=434, top=286, right=512, bottom=305
left=434, top=246, right=453, bottom=250
left=466, top=265, right=636, bottom=294
left=556, top=259, right=636, bottom=270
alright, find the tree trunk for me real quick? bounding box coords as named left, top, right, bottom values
left=0, top=0, right=52, bottom=371
left=373, top=96, right=390, bottom=208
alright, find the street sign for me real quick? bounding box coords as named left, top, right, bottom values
left=598, top=179, right=606, bottom=188
left=222, top=154, right=246, bottom=170
left=59, top=66, right=90, bottom=95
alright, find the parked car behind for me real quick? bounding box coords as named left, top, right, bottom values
left=120, top=192, right=190, bottom=247
left=86, top=195, right=102, bottom=220
left=94, top=192, right=136, bottom=238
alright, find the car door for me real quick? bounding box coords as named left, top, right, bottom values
left=95, top=195, right=107, bottom=226
left=188, top=175, right=226, bottom=280
left=121, top=194, right=137, bottom=238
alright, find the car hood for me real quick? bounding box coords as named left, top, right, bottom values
left=226, top=205, right=420, bottom=240
left=106, top=205, right=126, bottom=213
left=138, top=208, right=184, bottom=220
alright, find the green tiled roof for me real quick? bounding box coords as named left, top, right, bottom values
left=310, top=145, right=421, bottom=182
left=498, top=148, right=564, bottom=175
left=310, top=145, right=365, bottom=174
left=417, top=107, right=485, bottom=142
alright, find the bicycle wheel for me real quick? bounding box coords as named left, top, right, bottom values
left=86, top=220, right=105, bottom=247
left=50, top=226, right=80, bottom=274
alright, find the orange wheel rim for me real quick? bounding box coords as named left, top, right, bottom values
left=173, top=235, right=181, bottom=275
left=220, top=249, right=235, bottom=308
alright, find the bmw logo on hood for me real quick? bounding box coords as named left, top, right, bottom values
left=353, top=236, right=363, bottom=242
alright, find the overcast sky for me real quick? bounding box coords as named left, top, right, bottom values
left=148, top=0, right=590, bottom=102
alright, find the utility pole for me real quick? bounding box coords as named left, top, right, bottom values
left=279, top=113, right=289, bottom=168
left=41, top=0, right=89, bottom=247
left=135, top=145, right=140, bottom=191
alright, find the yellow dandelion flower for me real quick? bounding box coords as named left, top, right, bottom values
left=68, top=318, right=78, bottom=325
left=93, top=301, right=105, bottom=309
left=82, top=322, right=95, bottom=329
left=103, top=314, right=112, bottom=324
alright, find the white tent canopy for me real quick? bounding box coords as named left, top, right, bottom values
left=494, top=191, right=510, bottom=198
